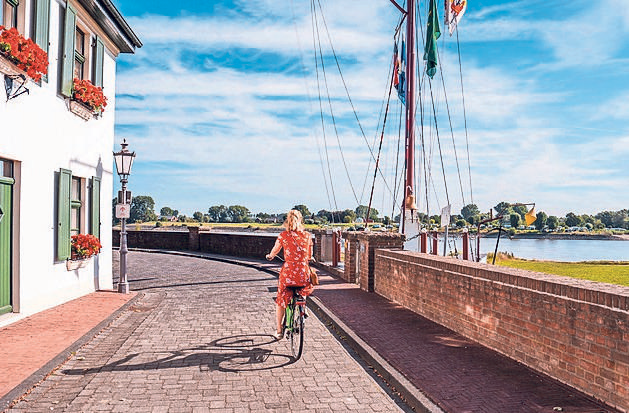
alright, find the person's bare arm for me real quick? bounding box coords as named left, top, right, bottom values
left=266, top=239, right=282, bottom=260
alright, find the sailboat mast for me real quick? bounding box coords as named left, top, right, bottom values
left=404, top=0, right=417, bottom=213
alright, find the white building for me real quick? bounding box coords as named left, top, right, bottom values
left=0, top=0, right=141, bottom=326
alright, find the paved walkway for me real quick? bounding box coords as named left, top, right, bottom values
left=5, top=252, right=406, bottom=412
left=0, top=291, right=136, bottom=405
left=0, top=250, right=619, bottom=412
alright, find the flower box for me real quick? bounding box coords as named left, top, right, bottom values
left=66, top=234, right=101, bottom=270
left=69, top=99, right=96, bottom=121
left=0, top=52, right=27, bottom=78
left=70, top=78, right=107, bottom=119
left=66, top=257, right=91, bottom=271
left=0, top=26, right=48, bottom=82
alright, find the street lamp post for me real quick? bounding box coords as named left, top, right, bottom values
left=113, top=139, right=136, bottom=293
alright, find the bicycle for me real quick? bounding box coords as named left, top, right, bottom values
left=266, top=255, right=309, bottom=360
left=284, top=286, right=307, bottom=360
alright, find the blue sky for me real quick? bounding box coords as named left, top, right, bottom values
left=112, top=0, right=629, bottom=218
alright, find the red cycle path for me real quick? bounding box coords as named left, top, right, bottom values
left=0, top=291, right=135, bottom=398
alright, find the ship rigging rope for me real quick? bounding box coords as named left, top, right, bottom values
left=456, top=26, right=474, bottom=205
left=366, top=63, right=396, bottom=226
left=436, top=46, right=466, bottom=207
left=310, top=0, right=340, bottom=220
left=314, top=0, right=395, bottom=202
left=312, top=0, right=361, bottom=206
left=290, top=0, right=335, bottom=219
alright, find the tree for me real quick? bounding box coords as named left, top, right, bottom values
left=565, top=212, right=582, bottom=227
left=612, top=210, right=629, bottom=229
left=547, top=215, right=559, bottom=230
left=512, top=204, right=528, bottom=219
left=461, top=204, right=480, bottom=221
left=509, top=213, right=521, bottom=229
left=595, top=211, right=614, bottom=228
left=193, top=211, right=204, bottom=222
left=494, top=201, right=511, bottom=215
left=293, top=204, right=311, bottom=218
left=355, top=205, right=379, bottom=221
left=160, top=206, right=175, bottom=217
left=208, top=205, right=228, bottom=222
left=129, top=195, right=156, bottom=223
left=227, top=205, right=250, bottom=223
left=456, top=219, right=467, bottom=228
left=535, top=211, right=548, bottom=230
left=341, top=209, right=356, bottom=223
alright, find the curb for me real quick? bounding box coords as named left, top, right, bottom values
left=122, top=248, right=442, bottom=413
left=0, top=292, right=143, bottom=411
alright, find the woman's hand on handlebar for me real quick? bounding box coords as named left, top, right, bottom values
left=266, top=254, right=274, bottom=261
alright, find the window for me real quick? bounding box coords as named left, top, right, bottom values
left=61, top=5, right=104, bottom=96
left=0, top=159, right=13, bottom=178
left=57, top=170, right=100, bottom=261
left=2, top=0, right=19, bottom=29
left=74, top=28, right=86, bottom=79
left=70, top=177, right=83, bottom=236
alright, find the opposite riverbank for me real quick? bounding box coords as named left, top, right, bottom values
left=492, top=253, right=629, bottom=287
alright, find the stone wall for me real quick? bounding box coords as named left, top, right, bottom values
left=198, top=232, right=277, bottom=259
left=113, top=229, right=278, bottom=259
left=374, top=249, right=629, bottom=412
left=113, top=229, right=188, bottom=250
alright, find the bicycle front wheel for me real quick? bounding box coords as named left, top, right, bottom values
left=290, top=304, right=304, bottom=360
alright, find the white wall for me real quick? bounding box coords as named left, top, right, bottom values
left=0, top=0, right=119, bottom=320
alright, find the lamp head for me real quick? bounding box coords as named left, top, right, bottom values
left=113, top=139, right=136, bottom=179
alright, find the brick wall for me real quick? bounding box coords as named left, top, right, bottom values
left=343, top=232, right=359, bottom=283
left=113, top=229, right=188, bottom=250
left=198, top=232, right=277, bottom=259
left=113, top=229, right=279, bottom=259
left=374, top=249, right=629, bottom=412
left=354, top=233, right=405, bottom=292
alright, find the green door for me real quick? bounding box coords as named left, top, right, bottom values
left=0, top=177, right=13, bottom=315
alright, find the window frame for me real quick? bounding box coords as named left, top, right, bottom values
left=70, top=176, right=85, bottom=236
left=2, top=0, right=23, bottom=31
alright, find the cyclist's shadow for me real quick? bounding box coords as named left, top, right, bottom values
left=62, top=334, right=299, bottom=375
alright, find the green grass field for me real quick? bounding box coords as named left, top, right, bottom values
left=492, top=253, right=629, bottom=287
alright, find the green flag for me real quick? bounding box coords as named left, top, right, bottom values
left=424, top=0, right=441, bottom=78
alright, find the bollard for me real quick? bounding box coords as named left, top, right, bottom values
left=431, top=232, right=438, bottom=255
left=462, top=230, right=469, bottom=260
left=420, top=231, right=427, bottom=253
left=332, top=231, right=339, bottom=267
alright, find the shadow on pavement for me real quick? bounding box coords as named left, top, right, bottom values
left=61, top=334, right=298, bottom=375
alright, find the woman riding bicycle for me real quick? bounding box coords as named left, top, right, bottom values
left=266, top=209, right=315, bottom=340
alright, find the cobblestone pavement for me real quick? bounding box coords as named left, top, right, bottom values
left=7, top=251, right=407, bottom=412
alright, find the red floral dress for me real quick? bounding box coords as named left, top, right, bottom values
left=276, top=230, right=315, bottom=308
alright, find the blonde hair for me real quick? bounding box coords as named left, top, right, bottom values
left=284, top=209, right=304, bottom=232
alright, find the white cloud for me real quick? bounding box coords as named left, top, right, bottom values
left=115, top=0, right=629, bottom=216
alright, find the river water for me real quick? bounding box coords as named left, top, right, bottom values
left=442, top=237, right=628, bottom=262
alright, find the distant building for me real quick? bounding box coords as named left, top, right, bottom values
left=159, top=215, right=178, bottom=222
left=0, top=0, right=141, bottom=325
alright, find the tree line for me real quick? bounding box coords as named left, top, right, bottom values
left=113, top=196, right=629, bottom=230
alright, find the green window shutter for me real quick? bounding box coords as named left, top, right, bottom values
left=61, top=4, right=77, bottom=97
left=90, top=176, right=101, bottom=239
left=94, top=36, right=104, bottom=88
left=57, top=169, right=72, bottom=261
left=34, top=0, right=51, bottom=54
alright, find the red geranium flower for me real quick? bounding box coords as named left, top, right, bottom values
left=0, top=26, right=49, bottom=82
left=72, top=78, right=108, bottom=113
left=71, top=234, right=102, bottom=259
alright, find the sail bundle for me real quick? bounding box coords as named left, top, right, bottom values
left=445, top=0, right=467, bottom=36
left=392, top=36, right=406, bottom=104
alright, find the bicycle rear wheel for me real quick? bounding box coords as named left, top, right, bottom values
left=290, top=303, right=304, bottom=360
